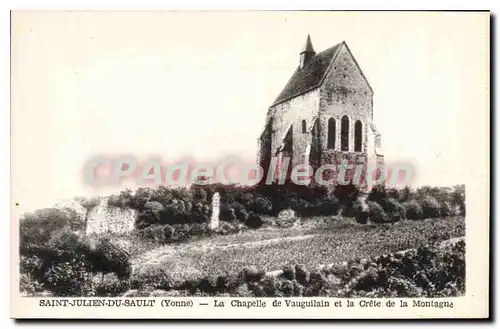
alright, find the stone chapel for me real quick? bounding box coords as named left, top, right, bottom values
left=257, top=35, right=384, bottom=186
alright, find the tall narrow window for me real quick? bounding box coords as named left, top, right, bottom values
left=301, top=119, right=307, bottom=133
left=341, top=115, right=349, bottom=151
left=309, top=119, right=321, bottom=169
left=282, top=125, right=293, bottom=154
left=354, top=120, right=363, bottom=152
left=327, top=118, right=336, bottom=149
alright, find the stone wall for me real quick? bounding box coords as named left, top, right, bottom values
left=258, top=42, right=383, bottom=187
left=267, top=88, right=320, bottom=167
left=319, top=44, right=372, bottom=154
left=86, top=198, right=138, bottom=235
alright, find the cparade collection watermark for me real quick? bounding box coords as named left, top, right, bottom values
left=83, top=155, right=415, bottom=191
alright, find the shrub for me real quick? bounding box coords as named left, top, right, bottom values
left=366, top=201, right=389, bottom=224
left=315, top=197, right=340, bottom=216
left=130, top=267, right=174, bottom=291
left=20, top=273, right=46, bottom=296
left=439, top=201, right=453, bottom=217
left=334, top=183, right=361, bottom=209
left=160, top=200, right=188, bottom=225
left=219, top=204, right=237, bottom=222
left=403, top=200, right=424, bottom=220
left=367, top=186, right=388, bottom=205
left=352, top=200, right=369, bottom=224
left=198, top=276, right=218, bottom=294
left=215, top=275, right=230, bottom=292
left=44, top=255, right=95, bottom=296
left=231, top=202, right=248, bottom=222
left=43, top=229, right=95, bottom=271
left=281, top=265, right=295, bottom=281
left=247, top=197, right=272, bottom=215
left=191, top=186, right=209, bottom=203
left=290, top=198, right=313, bottom=217
left=260, top=277, right=282, bottom=297
left=240, top=266, right=265, bottom=283
left=20, top=208, right=83, bottom=254
left=420, top=196, right=441, bottom=219
left=94, top=273, right=129, bottom=297
left=90, top=237, right=131, bottom=279
left=107, top=189, right=135, bottom=209
left=188, top=223, right=208, bottom=236
left=382, top=198, right=405, bottom=222
left=131, top=187, right=155, bottom=209
left=245, top=212, right=263, bottom=229
left=217, top=221, right=241, bottom=235
left=295, top=264, right=309, bottom=286
left=138, top=224, right=169, bottom=244
left=136, top=202, right=165, bottom=228
left=248, top=282, right=267, bottom=297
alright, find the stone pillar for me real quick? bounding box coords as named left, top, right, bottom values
left=209, top=192, right=220, bottom=230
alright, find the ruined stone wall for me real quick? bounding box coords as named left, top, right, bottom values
left=267, top=88, right=320, bottom=167
left=318, top=45, right=372, bottom=154
left=86, top=198, right=138, bottom=235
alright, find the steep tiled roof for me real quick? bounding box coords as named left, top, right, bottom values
left=271, top=42, right=343, bottom=106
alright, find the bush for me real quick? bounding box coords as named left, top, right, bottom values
left=260, top=277, right=282, bottom=297
left=232, top=202, right=249, bottom=222
left=403, top=200, right=424, bottom=220
left=247, top=197, right=272, bottom=215
left=188, top=223, right=209, bottom=236
left=295, top=264, right=309, bottom=286
left=315, top=197, right=340, bottom=216
left=420, top=196, right=441, bottom=219
left=240, top=266, right=265, bottom=283
left=94, top=273, right=129, bottom=297
left=382, top=198, right=405, bottom=222
left=136, top=201, right=167, bottom=228
left=44, top=254, right=95, bottom=296
left=160, top=200, right=188, bottom=225
left=246, top=212, right=263, bottom=229
left=20, top=208, right=84, bottom=254
left=219, top=204, right=237, bottom=222
left=281, top=265, right=295, bottom=281
left=20, top=273, right=46, bottom=296
left=334, top=183, right=361, bottom=209
left=352, top=200, right=369, bottom=224
left=290, top=198, right=313, bottom=217
left=439, top=201, right=453, bottom=217
left=366, top=201, right=390, bottom=224
left=217, top=221, right=241, bottom=235
left=90, top=237, right=131, bottom=279
left=138, top=224, right=170, bottom=244
left=107, top=189, right=135, bottom=209
left=130, top=267, right=174, bottom=291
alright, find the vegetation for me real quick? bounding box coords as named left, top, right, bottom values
left=133, top=216, right=464, bottom=281
left=18, top=183, right=466, bottom=297
left=75, top=236, right=466, bottom=298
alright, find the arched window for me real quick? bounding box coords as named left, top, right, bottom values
left=341, top=115, right=349, bottom=151
left=354, top=120, right=363, bottom=152
left=327, top=118, right=336, bottom=149
left=282, top=124, right=293, bottom=154
left=301, top=119, right=307, bottom=133
left=309, top=119, right=321, bottom=169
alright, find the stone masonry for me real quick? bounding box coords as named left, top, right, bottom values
left=257, top=35, right=384, bottom=187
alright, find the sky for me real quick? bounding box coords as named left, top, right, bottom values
left=11, top=11, right=489, bottom=212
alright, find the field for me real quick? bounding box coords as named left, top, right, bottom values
left=132, top=216, right=465, bottom=282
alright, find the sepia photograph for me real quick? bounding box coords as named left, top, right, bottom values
left=10, top=10, right=489, bottom=318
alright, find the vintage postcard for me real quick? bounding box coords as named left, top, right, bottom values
left=10, top=11, right=490, bottom=319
